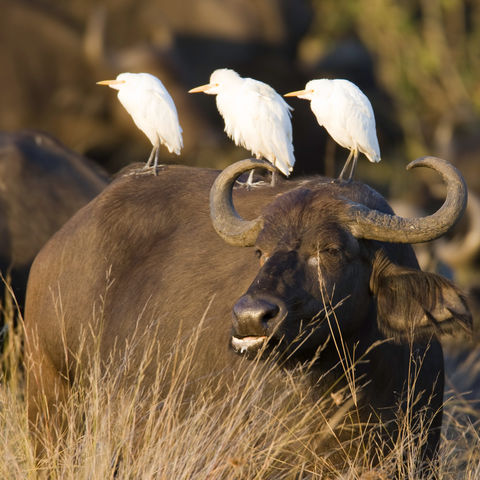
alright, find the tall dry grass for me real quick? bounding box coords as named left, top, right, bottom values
left=0, top=286, right=479, bottom=479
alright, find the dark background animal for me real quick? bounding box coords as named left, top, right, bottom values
left=24, top=157, right=470, bottom=467
left=0, top=130, right=109, bottom=308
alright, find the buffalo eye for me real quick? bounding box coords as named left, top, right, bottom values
left=325, top=246, right=341, bottom=256
left=317, top=244, right=344, bottom=261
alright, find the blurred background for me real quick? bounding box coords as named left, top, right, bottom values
left=1, top=0, right=480, bottom=295
left=2, top=0, right=479, bottom=175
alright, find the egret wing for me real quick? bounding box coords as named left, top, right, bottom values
left=148, top=89, right=183, bottom=155
left=338, top=83, right=380, bottom=163
left=238, top=79, right=295, bottom=175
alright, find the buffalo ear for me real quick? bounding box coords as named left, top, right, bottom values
left=370, top=250, right=472, bottom=343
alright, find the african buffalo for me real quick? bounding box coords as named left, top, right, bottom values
left=24, top=157, right=470, bottom=468
left=0, top=130, right=109, bottom=307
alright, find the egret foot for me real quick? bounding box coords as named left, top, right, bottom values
left=235, top=179, right=268, bottom=190
left=128, top=165, right=166, bottom=177
left=142, top=165, right=160, bottom=176
left=235, top=169, right=267, bottom=189
left=144, top=146, right=161, bottom=175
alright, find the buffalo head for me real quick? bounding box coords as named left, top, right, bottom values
left=210, top=158, right=471, bottom=358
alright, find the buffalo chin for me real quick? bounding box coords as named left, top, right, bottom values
left=231, top=335, right=267, bottom=354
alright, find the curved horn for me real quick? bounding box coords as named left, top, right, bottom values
left=346, top=156, right=467, bottom=243
left=210, top=159, right=276, bottom=247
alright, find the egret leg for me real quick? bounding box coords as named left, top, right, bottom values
left=338, top=150, right=354, bottom=181
left=270, top=170, right=276, bottom=187
left=145, top=147, right=156, bottom=168
left=246, top=169, right=255, bottom=188
left=347, top=151, right=359, bottom=181
left=152, top=147, right=160, bottom=176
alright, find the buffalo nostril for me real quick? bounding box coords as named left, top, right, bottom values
left=233, top=296, right=281, bottom=336
left=261, top=303, right=280, bottom=323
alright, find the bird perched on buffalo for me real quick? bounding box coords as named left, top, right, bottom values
left=285, top=79, right=380, bottom=181
left=97, top=72, right=183, bottom=175
left=189, top=68, right=295, bottom=186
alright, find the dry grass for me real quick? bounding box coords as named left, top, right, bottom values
left=0, top=289, right=479, bottom=479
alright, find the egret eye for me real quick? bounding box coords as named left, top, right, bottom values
left=255, top=249, right=262, bottom=259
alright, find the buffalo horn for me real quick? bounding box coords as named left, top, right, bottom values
left=346, top=156, right=467, bottom=243
left=210, top=159, right=276, bottom=247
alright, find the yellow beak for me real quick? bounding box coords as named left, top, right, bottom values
left=96, top=79, right=126, bottom=86
left=188, top=83, right=216, bottom=93
left=284, top=89, right=312, bottom=97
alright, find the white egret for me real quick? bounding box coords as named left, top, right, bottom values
left=285, top=79, right=380, bottom=181
left=97, top=72, right=183, bottom=174
left=189, top=68, right=295, bottom=186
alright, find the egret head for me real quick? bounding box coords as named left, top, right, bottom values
left=96, top=73, right=129, bottom=91
left=188, top=68, right=241, bottom=95
left=284, top=79, right=332, bottom=101
left=97, top=72, right=166, bottom=94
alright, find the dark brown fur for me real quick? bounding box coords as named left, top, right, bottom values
left=24, top=163, right=470, bottom=469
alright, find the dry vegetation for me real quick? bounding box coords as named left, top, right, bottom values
left=0, top=289, right=479, bottom=479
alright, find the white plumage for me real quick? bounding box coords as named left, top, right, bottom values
left=285, top=79, right=380, bottom=181
left=97, top=72, right=183, bottom=173
left=189, top=69, right=295, bottom=183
